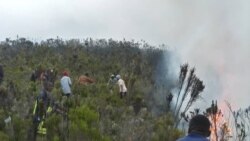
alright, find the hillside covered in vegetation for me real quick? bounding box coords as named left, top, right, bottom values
left=0, top=37, right=184, bottom=141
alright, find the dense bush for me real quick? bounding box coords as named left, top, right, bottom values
left=0, top=37, right=182, bottom=141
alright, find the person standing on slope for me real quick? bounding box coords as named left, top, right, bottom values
left=33, top=82, right=54, bottom=135
left=116, top=74, right=127, bottom=99
left=78, top=73, right=95, bottom=85
left=60, top=71, right=72, bottom=97
left=107, top=74, right=117, bottom=93
left=0, top=64, right=4, bottom=85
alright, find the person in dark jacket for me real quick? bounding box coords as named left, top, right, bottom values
left=176, top=115, right=211, bottom=141
left=0, top=65, right=4, bottom=85
left=33, top=82, right=54, bottom=135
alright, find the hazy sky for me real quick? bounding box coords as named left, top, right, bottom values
left=1, top=0, right=249, bottom=110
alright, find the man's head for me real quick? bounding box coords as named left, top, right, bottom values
left=188, top=114, right=211, bottom=137
left=110, top=74, right=115, bottom=79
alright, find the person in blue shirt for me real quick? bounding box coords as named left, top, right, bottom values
left=60, top=71, right=72, bottom=97
left=176, top=115, right=211, bottom=141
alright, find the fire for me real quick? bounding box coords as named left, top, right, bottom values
left=208, top=112, right=231, bottom=141
left=206, top=101, right=232, bottom=141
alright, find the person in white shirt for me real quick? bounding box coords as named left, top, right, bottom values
left=116, top=74, right=127, bottom=99
left=60, top=71, right=72, bottom=97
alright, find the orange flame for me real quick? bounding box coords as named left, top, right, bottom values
left=208, top=107, right=232, bottom=141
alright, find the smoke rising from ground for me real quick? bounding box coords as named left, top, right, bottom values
left=168, top=1, right=250, bottom=110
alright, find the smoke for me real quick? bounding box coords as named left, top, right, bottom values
left=150, top=49, right=180, bottom=116
left=165, top=0, right=250, bottom=111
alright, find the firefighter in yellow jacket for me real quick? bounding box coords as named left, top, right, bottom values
left=33, top=82, right=53, bottom=135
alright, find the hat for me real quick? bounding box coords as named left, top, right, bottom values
left=63, top=71, right=69, bottom=76
left=116, top=74, right=121, bottom=79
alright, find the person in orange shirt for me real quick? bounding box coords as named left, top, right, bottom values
left=78, top=73, right=95, bottom=85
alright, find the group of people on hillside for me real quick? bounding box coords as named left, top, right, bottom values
left=1, top=65, right=212, bottom=140
left=32, top=69, right=128, bottom=136
left=31, top=70, right=71, bottom=137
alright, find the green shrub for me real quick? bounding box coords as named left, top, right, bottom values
left=0, top=131, right=9, bottom=141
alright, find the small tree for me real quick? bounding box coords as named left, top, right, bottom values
left=174, top=64, right=205, bottom=128
left=226, top=101, right=249, bottom=141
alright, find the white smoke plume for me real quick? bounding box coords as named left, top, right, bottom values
left=168, top=0, right=250, bottom=111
